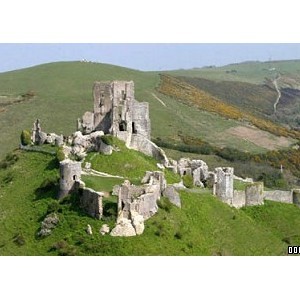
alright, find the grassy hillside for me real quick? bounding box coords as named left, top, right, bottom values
left=0, top=61, right=158, bottom=158
left=164, top=59, right=300, bottom=85
left=158, top=74, right=300, bottom=141
left=1, top=61, right=297, bottom=160
left=1, top=148, right=299, bottom=256
left=178, top=76, right=277, bottom=116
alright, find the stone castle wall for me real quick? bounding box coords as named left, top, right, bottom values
left=263, top=190, right=292, bottom=204
left=79, top=187, right=103, bottom=219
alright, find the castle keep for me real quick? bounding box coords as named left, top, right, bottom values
left=78, top=81, right=151, bottom=153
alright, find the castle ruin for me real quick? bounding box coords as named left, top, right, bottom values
left=78, top=81, right=156, bottom=158
left=59, top=159, right=82, bottom=199
left=213, top=167, right=234, bottom=205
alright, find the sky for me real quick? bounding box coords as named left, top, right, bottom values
left=1, top=44, right=300, bottom=73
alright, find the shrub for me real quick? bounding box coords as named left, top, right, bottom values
left=47, top=200, right=60, bottom=214
left=157, top=197, right=172, bottom=212
left=174, top=231, right=183, bottom=239
left=2, top=172, right=13, bottom=184
left=182, top=174, right=193, bottom=188
left=56, top=147, right=65, bottom=162
left=257, top=171, right=288, bottom=189
left=20, top=129, right=32, bottom=146
left=100, top=135, right=114, bottom=146
left=13, top=233, right=25, bottom=246
left=21, top=90, right=36, bottom=100
left=0, top=153, right=19, bottom=169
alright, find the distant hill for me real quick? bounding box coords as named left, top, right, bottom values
left=164, top=59, right=300, bottom=85
left=164, top=60, right=300, bottom=130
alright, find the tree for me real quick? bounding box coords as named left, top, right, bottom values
left=20, top=130, right=31, bottom=145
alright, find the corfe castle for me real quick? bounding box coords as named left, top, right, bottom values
left=28, top=80, right=300, bottom=237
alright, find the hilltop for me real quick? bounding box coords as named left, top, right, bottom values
left=1, top=147, right=300, bottom=256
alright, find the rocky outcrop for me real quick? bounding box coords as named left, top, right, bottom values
left=110, top=217, right=137, bottom=237
left=86, top=224, right=93, bottom=235
left=38, top=213, right=59, bottom=237
left=99, top=224, right=110, bottom=235
left=131, top=213, right=145, bottom=235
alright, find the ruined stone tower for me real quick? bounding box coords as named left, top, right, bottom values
left=78, top=80, right=154, bottom=156
left=213, top=167, right=234, bottom=205
left=59, top=159, right=82, bottom=199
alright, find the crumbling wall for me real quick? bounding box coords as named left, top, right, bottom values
left=31, top=119, right=47, bottom=145
left=292, top=189, right=300, bottom=205
left=232, top=190, right=246, bottom=208
left=177, top=158, right=209, bottom=187
left=93, top=81, right=113, bottom=133
left=132, top=101, right=151, bottom=140
left=117, top=171, right=167, bottom=220
left=214, top=167, right=234, bottom=205
left=245, top=182, right=264, bottom=206
left=263, top=190, right=292, bottom=204
left=79, top=187, right=103, bottom=219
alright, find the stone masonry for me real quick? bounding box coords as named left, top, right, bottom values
left=78, top=81, right=157, bottom=159
left=245, top=182, right=264, bottom=206
left=213, top=167, right=234, bottom=205
left=79, top=187, right=103, bottom=219
left=58, top=159, right=82, bottom=199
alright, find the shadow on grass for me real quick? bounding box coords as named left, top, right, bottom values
left=34, top=181, right=60, bottom=201
left=45, top=158, right=59, bottom=171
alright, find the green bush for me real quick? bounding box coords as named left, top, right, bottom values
left=100, top=135, right=114, bottom=146
left=157, top=197, right=172, bottom=212
left=13, top=233, right=26, bottom=246
left=56, top=147, right=65, bottom=162
left=2, top=172, right=14, bottom=184
left=182, top=174, right=193, bottom=188
left=20, top=130, right=31, bottom=146
left=0, top=153, right=19, bottom=169
left=47, top=200, right=61, bottom=214
left=257, top=172, right=288, bottom=190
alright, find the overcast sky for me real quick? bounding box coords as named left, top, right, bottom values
left=0, top=43, right=300, bottom=73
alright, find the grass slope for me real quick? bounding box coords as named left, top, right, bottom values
left=1, top=61, right=296, bottom=160
left=164, top=59, right=300, bottom=85
left=0, top=149, right=298, bottom=256
left=158, top=74, right=299, bottom=141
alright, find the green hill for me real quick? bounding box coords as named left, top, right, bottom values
left=1, top=145, right=299, bottom=256
left=164, top=59, right=300, bottom=85
left=0, top=61, right=297, bottom=159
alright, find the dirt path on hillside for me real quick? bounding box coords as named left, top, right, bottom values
left=151, top=93, right=166, bottom=107
left=226, top=125, right=292, bottom=150
left=82, top=169, right=124, bottom=178
left=273, top=76, right=281, bottom=114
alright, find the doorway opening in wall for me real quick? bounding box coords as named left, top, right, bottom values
left=121, top=90, right=126, bottom=100
left=73, top=175, right=77, bottom=181
left=119, top=120, right=127, bottom=131
left=132, top=122, right=137, bottom=134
